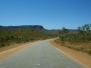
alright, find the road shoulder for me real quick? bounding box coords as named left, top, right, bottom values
left=50, top=40, right=91, bottom=68
left=0, top=41, right=40, bottom=60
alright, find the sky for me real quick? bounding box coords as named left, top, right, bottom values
left=0, top=0, right=91, bottom=29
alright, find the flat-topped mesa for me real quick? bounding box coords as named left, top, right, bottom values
left=0, top=25, right=44, bottom=30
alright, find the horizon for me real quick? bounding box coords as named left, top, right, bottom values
left=0, top=0, right=91, bottom=29
left=0, top=25, right=79, bottom=30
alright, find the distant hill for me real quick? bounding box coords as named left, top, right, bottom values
left=0, top=25, right=78, bottom=34
left=0, top=25, right=44, bottom=30
left=0, top=25, right=57, bottom=47
left=0, top=25, right=59, bottom=34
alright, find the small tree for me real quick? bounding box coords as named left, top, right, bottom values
left=78, top=24, right=91, bottom=41
left=59, top=27, right=69, bottom=41
left=59, top=27, right=69, bottom=34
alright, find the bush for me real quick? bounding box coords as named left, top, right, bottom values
left=0, top=43, right=6, bottom=47
left=88, top=49, right=91, bottom=55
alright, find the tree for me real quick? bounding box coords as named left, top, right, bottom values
left=77, top=24, right=91, bottom=41
left=59, top=27, right=69, bottom=41
left=59, top=27, right=69, bottom=35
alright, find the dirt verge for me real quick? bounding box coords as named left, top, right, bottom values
left=0, top=41, right=40, bottom=60
left=50, top=40, right=91, bottom=68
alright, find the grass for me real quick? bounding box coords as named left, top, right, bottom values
left=55, top=39, right=91, bottom=55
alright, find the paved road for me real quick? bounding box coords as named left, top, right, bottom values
left=0, top=40, right=88, bottom=68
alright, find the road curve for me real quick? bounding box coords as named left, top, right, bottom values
left=0, top=40, right=89, bottom=68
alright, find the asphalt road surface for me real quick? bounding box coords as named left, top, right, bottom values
left=0, top=40, right=88, bottom=68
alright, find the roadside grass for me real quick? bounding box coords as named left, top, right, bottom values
left=55, top=39, right=91, bottom=55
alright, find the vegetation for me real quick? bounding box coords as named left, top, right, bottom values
left=0, top=28, right=56, bottom=47
left=57, top=24, right=91, bottom=55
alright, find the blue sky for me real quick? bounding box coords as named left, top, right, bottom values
left=0, top=0, right=91, bottom=29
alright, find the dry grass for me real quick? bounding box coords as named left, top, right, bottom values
left=50, top=40, right=91, bottom=67
left=55, top=39, right=91, bottom=55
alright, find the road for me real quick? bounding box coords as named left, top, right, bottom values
left=0, top=40, right=88, bottom=68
